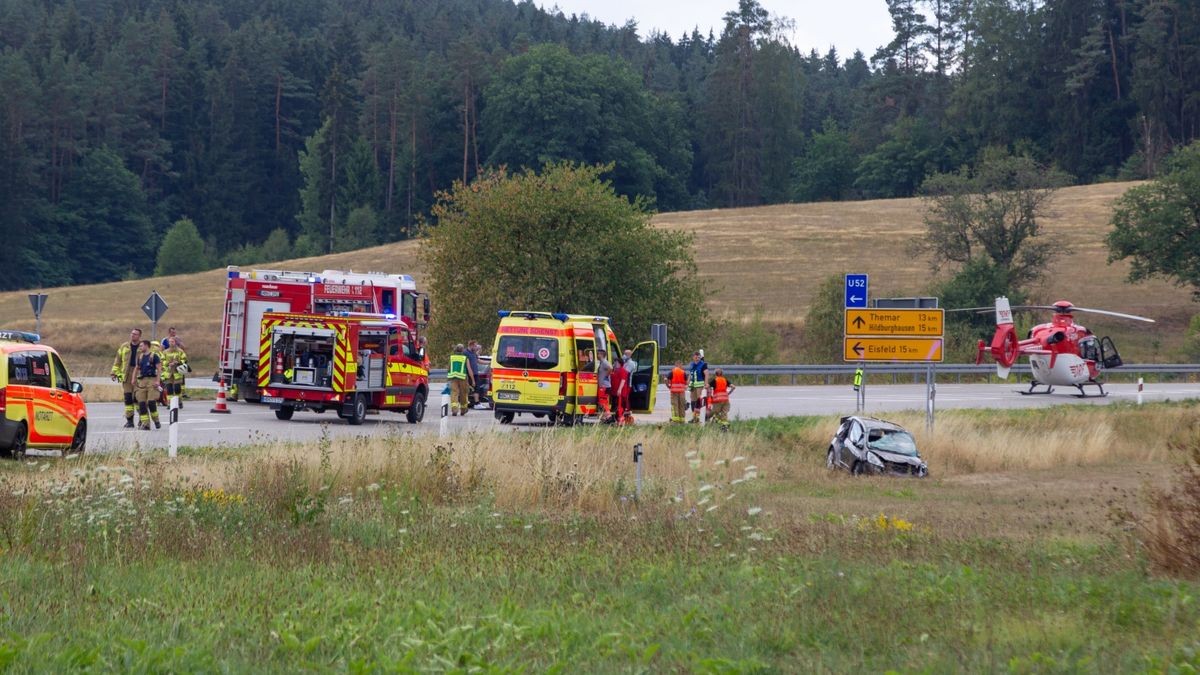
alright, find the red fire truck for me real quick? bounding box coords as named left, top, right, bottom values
left=217, top=267, right=429, bottom=401
left=258, top=312, right=429, bottom=424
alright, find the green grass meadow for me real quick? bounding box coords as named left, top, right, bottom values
left=1, top=409, right=1198, bottom=671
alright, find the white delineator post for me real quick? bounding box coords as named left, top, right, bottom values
left=439, top=383, right=450, bottom=438
left=168, top=396, right=179, bottom=458
left=1137, top=377, right=1144, bottom=405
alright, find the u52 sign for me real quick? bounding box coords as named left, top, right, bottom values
left=844, top=274, right=868, bottom=308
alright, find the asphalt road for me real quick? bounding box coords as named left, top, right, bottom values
left=68, top=380, right=1200, bottom=455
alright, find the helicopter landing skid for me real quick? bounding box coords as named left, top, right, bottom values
left=1072, top=381, right=1108, bottom=398
left=1017, top=381, right=1055, bottom=395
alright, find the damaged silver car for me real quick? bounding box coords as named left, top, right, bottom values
left=827, top=415, right=928, bottom=477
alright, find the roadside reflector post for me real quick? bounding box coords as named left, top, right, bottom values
left=439, top=383, right=450, bottom=438
left=633, top=443, right=644, bottom=500
left=1137, top=377, right=1144, bottom=405
left=168, top=396, right=179, bottom=458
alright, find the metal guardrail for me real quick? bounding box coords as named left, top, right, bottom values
left=434, top=363, right=1200, bottom=385
left=88, top=364, right=1195, bottom=389
left=668, top=363, right=1200, bottom=385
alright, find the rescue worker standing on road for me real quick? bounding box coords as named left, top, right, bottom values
left=596, top=349, right=613, bottom=418
left=610, top=356, right=630, bottom=423
left=706, top=367, right=736, bottom=430
left=111, top=328, right=143, bottom=428
left=447, top=343, right=475, bottom=416
left=161, top=336, right=188, bottom=409
left=663, top=359, right=688, bottom=423
left=133, top=339, right=163, bottom=430
left=688, top=350, right=709, bottom=424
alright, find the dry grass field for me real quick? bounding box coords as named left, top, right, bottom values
left=1, top=181, right=1193, bottom=373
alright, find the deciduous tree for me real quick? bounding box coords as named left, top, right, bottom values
left=421, top=163, right=711, bottom=358
left=1107, top=141, right=1200, bottom=298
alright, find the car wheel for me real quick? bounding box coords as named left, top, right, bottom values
left=826, top=447, right=836, bottom=470
left=66, top=420, right=87, bottom=456
left=275, top=406, right=295, bottom=421
left=498, top=412, right=514, bottom=425
left=347, top=394, right=367, bottom=425
left=406, top=391, right=426, bottom=424
left=4, top=422, right=28, bottom=460
left=851, top=460, right=865, bottom=476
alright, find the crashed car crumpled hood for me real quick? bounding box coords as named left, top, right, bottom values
left=870, top=449, right=925, bottom=467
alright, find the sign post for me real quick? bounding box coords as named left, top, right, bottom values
left=844, top=284, right=943, bottom=423
left=168, top=396, right=179, bottom=458
left=141, top=291, right=169, bottom=343
left=28, top=293, right=47, bottom=337
left=651, top=323, right=667, bottom=350
left=633, top=443, right=644, bottom=499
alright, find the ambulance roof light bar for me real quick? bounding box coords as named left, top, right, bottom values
left=0, top=330, right=40, bottom=343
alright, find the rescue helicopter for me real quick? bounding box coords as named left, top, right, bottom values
left=967, top=296, right=1154, bottom=397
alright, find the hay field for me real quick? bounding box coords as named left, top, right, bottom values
left=0, top=181, right=1191, bottom=372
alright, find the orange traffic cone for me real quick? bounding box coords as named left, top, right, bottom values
left=210, top=378, right=232, bottom=414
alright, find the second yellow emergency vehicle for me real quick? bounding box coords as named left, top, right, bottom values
left=489, top=311, right=658, bottom=425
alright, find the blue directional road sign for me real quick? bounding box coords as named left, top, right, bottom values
left=844, top=273, right=868, bottom=308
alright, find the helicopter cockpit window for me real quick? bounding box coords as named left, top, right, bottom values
left=1078, top=336, right=1100, bottom=362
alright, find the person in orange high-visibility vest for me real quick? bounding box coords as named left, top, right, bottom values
left=662, top=359, right=688, bottom=423
left=706, top=368, right=736, bottom=430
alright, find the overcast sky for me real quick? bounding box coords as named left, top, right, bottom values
left=537, top=0, right=895, bottom=59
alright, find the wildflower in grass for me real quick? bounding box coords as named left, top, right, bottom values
left=401, top=510, right=410, bottom=515
left=688, top=459, right=701, bottom=469
left=367, top=483, right=381, bottom=492
left=524, top=524, right=533, bottom=530
left=725, top=494, right=735, bottom=501
left=748, top=532, right=765, bottom=541
left=714, top=459, right=727, bottom=466
left=731, top=456, right=745, bottom=463
left=491, top=512, right=501, bottom=518
left=706, top=505, right=719, bottom=512
left=398, top=528, right=408, bottom=534
left=338, top=496, right=353, bottom=506
left=685, top=451, right=698, bottom=459
left=697, top=497, right=711, bottom=506
left=698, top=484, right=714, bottom=493
left=740, top=526, right=753, bottom=532
left=748, top=507, right=762, bottom=516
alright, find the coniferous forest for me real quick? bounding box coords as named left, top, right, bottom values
left=0, top=0, right=1197, bottom=290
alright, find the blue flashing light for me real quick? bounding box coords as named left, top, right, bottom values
left=552, top=312, right=569, bottom=322
left=498, top=310, right=511, bottom=318
left=0, top=330, right=40, bottom=343
left=228, top=270, right=240, bottom=279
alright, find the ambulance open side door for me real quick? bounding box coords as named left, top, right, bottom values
left=628, top=340, right=658, bottom=414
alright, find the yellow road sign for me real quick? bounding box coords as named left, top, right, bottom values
left=844, top=337, right=944, bottom=362
left=845, top=308, right=943, bottom=337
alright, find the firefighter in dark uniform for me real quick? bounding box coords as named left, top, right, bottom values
left=110, top=328, right=143, bottom=428
left=133, top=340, right=163, bottom=430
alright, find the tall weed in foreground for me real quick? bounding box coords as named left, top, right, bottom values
left=1137, top=419, right=1200, bottom=578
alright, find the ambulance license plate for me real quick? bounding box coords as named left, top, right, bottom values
left=496, top=391, right=520, bottom=400
left=262, top=396, right=284, bottom=404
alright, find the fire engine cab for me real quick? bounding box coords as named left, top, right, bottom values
left=218, top=267, right=429, bottom=401
left=258, top=312, right=429, bottom=424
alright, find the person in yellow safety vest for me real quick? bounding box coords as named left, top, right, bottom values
left=687, top=350, right=709, bottom=423
left=662, top=359, right=688, bottom=423
left=133, top=340, right=163, bottom=430
left=161, top=336, right=189, bottom=408
left=447, top=343, right=475, bottom=416
left=706, top=367, right=736, bottom=430
left=110, top=327, right=144, bottom=428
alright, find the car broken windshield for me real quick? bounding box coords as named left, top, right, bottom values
left=868, top=430, right=918, bottom=456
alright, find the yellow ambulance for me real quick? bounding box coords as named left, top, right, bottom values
left=489, top=311, right=658, bottom=425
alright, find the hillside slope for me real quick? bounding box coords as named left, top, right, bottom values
left=1, top=181, right=1191, bottom=372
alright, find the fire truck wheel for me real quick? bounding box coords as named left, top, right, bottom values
left=347, top=394, right=367, bottom=426
left=274, top=406, right=295, bottom=421
left=406, top=391, right=426, bottom=424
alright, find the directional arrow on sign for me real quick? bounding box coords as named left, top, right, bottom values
left=851, top=341, right=864, bottom=358
left=851, top=316, right=866, bottom=329
left=849, top=294, right=862, bottom=304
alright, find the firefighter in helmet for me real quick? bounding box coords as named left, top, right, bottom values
left=161, top=336, right=189, bottom=408
left=110, top=327, right=144, bottom=428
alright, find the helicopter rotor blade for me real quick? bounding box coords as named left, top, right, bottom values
left=1066, top=306, right=1156, bottom=323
